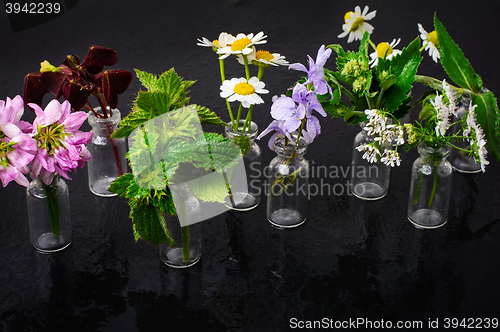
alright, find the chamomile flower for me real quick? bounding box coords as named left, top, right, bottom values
left=368, top=39, right=402, bottom=68
left=197, top=32, right=235, bottom=52
left=220, top=77, right=269, bottom=108
left=217, top=32, right=267, bottom=59
left=338, top=6, right=377, bottom=43
left=237, top=47, right=289, bottom=67
left=418, top=23, right=440, bottom=63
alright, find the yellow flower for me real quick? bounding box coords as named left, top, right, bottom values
left=217, top=32, right=267, bottom=59
left=236, top=47, right=289, bottom=67
left=368, top=39, right=402, bottom=68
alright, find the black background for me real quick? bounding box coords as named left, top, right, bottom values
left=0, top=0, right=499, bottom=331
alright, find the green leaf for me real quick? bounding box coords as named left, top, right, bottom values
left=194, top=104, right=228, bottom=126
left=111, top=107, right=150, bottom=139
left=130, top=199, right=172, bottom=246
left=134, top=69, right=158, bottom=91
left=108, top=173, right=134, bottom=197
left=375, top=37, right=422, bottom=113
left=472, top=92, right=500, bottom=161
left=434, top=15, right=482, bottom=94
left=188, top=174, right=229, bottom=203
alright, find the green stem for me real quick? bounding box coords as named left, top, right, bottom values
left=155, top=206, right=175, bottom=247
left=413, top=172, right=424, bottom=205
left=220, top=58, right=236, bottom=128
left=243, top=54, right=250, bottom=80
left=257, top=66, right=265, bottom=80
left=414, top=75, right=468, bottom=95
left=376, top=87, right=386, bottom=109
left=235, top=103, right=243, bottom=128
left=181, top=225, right=190, bottom=263
left=427, top=165, right=439, bottom=208
left=43, top=180, right=60, bottom=236
left=242, top=106, right=254, bottom=132
left=340, top=85, right=358, bottom=102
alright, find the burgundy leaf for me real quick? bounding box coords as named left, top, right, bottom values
left=63, top=81, right=91, bottom=111
left=81, top=59, right=103, bottom=75
left=101, top=70, right=133, bottom=109
left=62, top=54, right=81, bottom=71
left=82, top=45, right=118, bottom=68
left=24, top=72, right=48, bottom=111
left=40, top=72, right=68, bottom=98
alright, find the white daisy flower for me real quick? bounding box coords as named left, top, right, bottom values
left=237, top=47, right=289, bottom=67
left=197, top=32, right=235, bottom=51
left=217, top=32, right=267, bottom=59
left=356, top=143, right=381, bottom=163
left=418, top=23, right=440, bottom=63
left=220, top=76, right=269, bottom=108
left=380, top=149, right=401, bottom=167
left=338, top=6, right=377, bottom=43
left=369, top=39, right=402, bottom=68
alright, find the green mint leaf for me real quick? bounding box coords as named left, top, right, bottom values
left=130, top=199, right=173, bottom=246
left=194, top=104, right=228, bottom=126
left=188, top=175, right=229, bottom=203
left=434, top=15, right=482, bottom=93
left=472, top=91, right=500, bottom=161
left=108, top=173, right=134, bottom=197
left=111, top=107, right=151, bottom=139
left=134, top=69, right=158, bottom=91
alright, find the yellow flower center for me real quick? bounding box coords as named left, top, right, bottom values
left=428, top=31, right=438, bottom=46
left=231, top=37, right=252, bottom=51
left=213, top=40, right=220, bottom=47
left=255, top=50, right=274, bottom=62
left=234, top=82, right=255, bottom=95
left=376, top=42, right=393, bottom=58
left=344, top=11, right=354, bottom=21
left=350, top=17, right=365, bottom=32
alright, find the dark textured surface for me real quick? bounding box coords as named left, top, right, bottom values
left=1, top=0, right=500, bottom=331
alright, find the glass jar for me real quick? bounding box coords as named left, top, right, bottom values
left=87, top=107, right=128, bottom=197
left=350, top=124, right=391, bottom=200
left=224, top=120, right=261, bottom=211
left=449, top=95, right=482, bottom=173
left=266, top=137, right=309, bottom=228
left=407, top=143, right=453, bottom=229
left=26, top=175, right=72, bottom=252
left=159, top=185, right=202, bottom=268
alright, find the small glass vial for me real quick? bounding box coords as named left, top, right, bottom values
left=407, top=143, right=453, bottom=229
left=266, top=138, right=309, bottom=228
left=160, top=185, right=202, bottom=268
left=224, top=120, right=261, bottom=211
left=87, top=107, right=128, bottom=197
left=26, top=175, right=72, bottom=252
left=350, top=124, right=391, bottom=200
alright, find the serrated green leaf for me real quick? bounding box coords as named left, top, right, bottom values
left=134, top=69, right=158, bottom=91
left=434, top=15, right=482, bottom=94
left=472, top=92, right=500, bottom=161
left=111, top=107, right=151, bottom=139
left=130, top=200, right=173, bottom=246
left=194, top=104, right=228, bottom=126
left=188, top=174, right=229, bottom=203
left=108, top=173, right=134, bottom=197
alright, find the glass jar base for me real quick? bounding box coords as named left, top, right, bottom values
left=450, top=155, right=482, bottom=174
left=268, top=208, right=306, bottom=228
left=33, top=233, right=71, bottom=253
left=408, top=209, right=447, bottom=229
left=224, top=193, right=260, bottom=211
left=352, top=182, right=387, bottom=200
left=160, top=247, right=201, bottom=268
left=89, top=177, right=118, bottom=197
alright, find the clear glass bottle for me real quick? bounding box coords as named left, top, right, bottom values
left=449, top=95, right=482, bottom=173
left=87, top=107, right=128, bottom=197
left=159, top=185, right=202, bottom=268
left=266, top=137, right=309, bottom=228
left=407, top=143, right=453, bottom=229
left=224, top=120, right=261, bottom=211
left=26, top=175, right=72, bottom=252
left=350, top=124, right=391, bottom=200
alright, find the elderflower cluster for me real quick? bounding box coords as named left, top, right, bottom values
left=357, top=109, right=404, bottom=167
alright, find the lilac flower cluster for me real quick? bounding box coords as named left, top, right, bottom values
left=257, top=45, right=332, bottom=150
left=0, top=96, right=93, bottom=187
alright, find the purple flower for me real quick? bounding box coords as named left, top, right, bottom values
left=29, top=99, right=93, bottom=185
left=270, top=95, right=305, bottom=133
left=0, top=95, right=37, bottom=187
left=257, top=120, right=295, bottom=150
left=289, top=45, right=333, bottom=97
left=292, top=83, right=326, bottom=143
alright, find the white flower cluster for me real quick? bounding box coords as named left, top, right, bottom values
left=463, top=102, right=489, bottom=172
left=431, top=80, right=458, bottom=137
left=358, top=109, right=404, bottom=167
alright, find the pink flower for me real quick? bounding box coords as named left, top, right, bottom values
left=29, top=99, right=93, bottom=185
left=0, top=95, right=36, bottom=187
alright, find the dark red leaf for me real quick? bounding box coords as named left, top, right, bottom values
left=40, top=72, right=68, bottom=98
left=24, top=72, right=48, bottom=111
left=101, top=70, right=133, bottom=109
left=82, top=45, right=118, bottom=67
left=62, top=55, right=81, bottom=71
left=81, top=59, right=103, bottom=75
left=63, top=81, right=91, bottom=111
